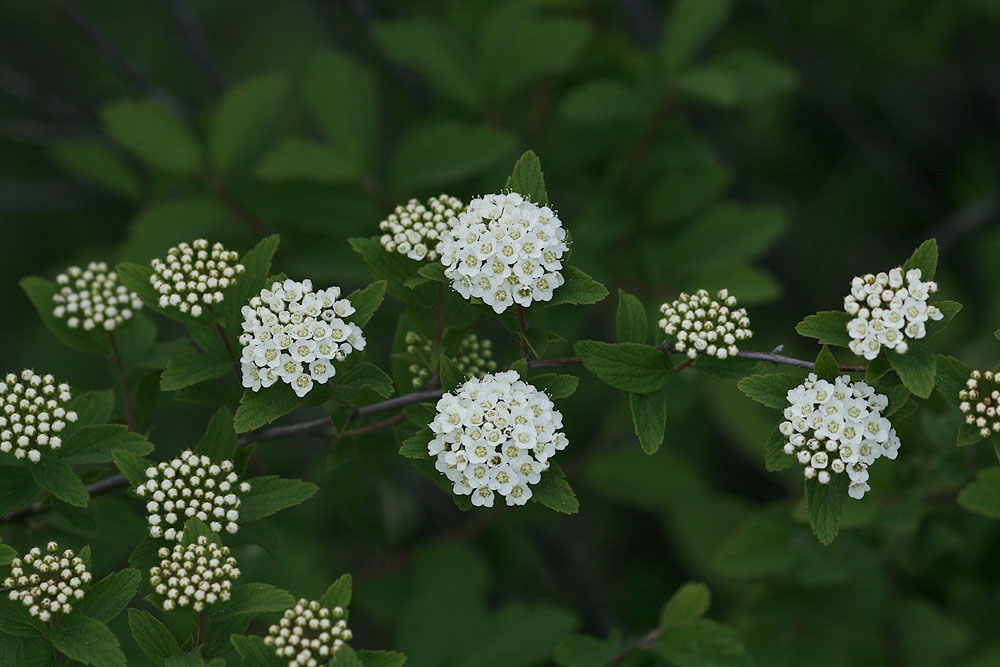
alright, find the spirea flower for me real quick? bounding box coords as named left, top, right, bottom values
left=0, top=370, right=78, bottom=463
left=404, top=331, right=497, bottom=389
left=844, top=267, right=943, bottom=360
left=264, top=598, right=353, bottom=667
left=428, top=370, right=567, bottom=508
left=135, top=450, right=251, bottom=541
left=658, top=288, right=752, bottom=360
left=150, top=536, right=240, bottom=612
left=959, top=370, right=1000, bottom=438
left=52, top=261, right=142, bottom=331
left=4, top=542, right=91, bottom=622
left=439, top=192, right=568, bottom=314
left=779, top=373, right=900, bottom=500
left=379, top=195, right=464, bottom=262
left=239, top=279, right=366, bottom=397
left=150, top=239, right=245, bottom=318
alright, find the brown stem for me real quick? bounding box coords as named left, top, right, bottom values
left=212, top=322, right=242, bottom=384
left=339, top=411, right=407, bottom=440
left=434, top=282, right=444, bottom=346
left=516, top=305, right=531, bottom=359
left=108, top=331, right=136, bottom=431
left=199, top=167, right=269, bottom=238
left=612, top=627, right=663, bottom=665
left=197, top=610, right=206, bottom=646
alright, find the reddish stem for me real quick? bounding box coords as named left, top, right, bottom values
left=108, top=331, right=136, bottom=431
left=213, top=322, right=242, bottom=384
left=197, top=610, right=206, bottom=646
left=516, top=305, right=530, bottom=359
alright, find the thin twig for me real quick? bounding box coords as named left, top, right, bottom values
left=213, top=322, right=242, bottom=383
left=108, top=331, right=136, bottom=431
left=612, top=627, right=663, bottom=666
left=199, top=168, right=269, bottom=238
left=164, top=0, right=226, bottom=93
left=197, top=610, right=206, bottom=646
left=516, top=305, right=531, bottom=359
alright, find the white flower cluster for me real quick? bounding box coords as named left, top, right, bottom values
left=264, top=598, right=353, bottom=667
left=779, top=374, right=900, bottom=499
left=0, top=370, right=78, bottom=463
left=844, top=267, right=943, bottom=360
left=239, top=279, right=367, bottom=397
left=428, top=370, right=567, bottom=508
left=135, top=450, right=251, bottom=541
left=658, top=288, right=752, bottom=360
left=439, top=193, right=568, bottom=314
left=150, top=239, right=245, bottom=317
left=379, top=195, right=464, bottom=262
left=959, top=370, right=1000, bottom=438
left=5, top=542, right=91, bottom=621
left=404, top=331, right=497, bottom=389
left=150, top=536, right=240, bottom=612
left=52, top=261, right=142, bottom=331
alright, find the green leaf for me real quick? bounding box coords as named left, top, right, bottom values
left=128, top=609, right=180, bottom=666
left=60, top=424, right=154, bottom=464
left=553, top=631, right=622, bottom=667
left=887, top=344, right=937, bottom=399
left=209, top=73, right=287, bottom=172
left=0, top=596, right=44, bottom=637
left=194, top=408, right=237, bottom=462
left=357, top=650, right=408, bottom=667
left=48, top=137, right=140, bottom=199
left=531, top=373, right=579, bottom=399
left=399, top=426, right=433, bottom=459
left=616, top=289, right=648, bottom=344
left=112, top=448, right=150, bottom=488
left=902, top=238, right=938, bottom=280
left=231, top=635, right=285, bottom=667
left=675, top=51, right=797, bottom=107
left=223, top=234, right=281, bottom=333
left=795, top=310, right=852, bottom=347
left=116, top=262, right=201, bottom=326
left=805, top=474, right=850, bottom=545
left=416, top=262, right=447, bottom=283
left=958, top=468, right=1000, bottom=519
left=50, top=613, right=127, bottom=667
left=504, top=150, right=548, bottom=206
left=20, top=276, right=110, bottom=355
left=68, top=389, right=116, bottom=428
left=31, top=455, right=88, bottom=507
left=348, top=237, right=422, bottom=296
left=161, top=355, right=233, bottom=391
left=206, top=583, right=295, bottom=620
left=662, top=203, right=786, bottom=271
left=957, top=421, right=985, bottom=448
left=0, top=468, right=36, bottom=517
left=655, top=619, right=753, bottom=667
left=333, top=362, right=395, bottom=400
left=439, top=356, right=464, bottom=392
left=532, top=466, right=579, bottom=514
left=935, top=354, right=973, bottom=407
left=164, top=652, right=204, bottom=667
left=925, top=300, right=962, bottom=339
left=814, top=345, right=841, bottom=381
left=660, top=582, right=711, bottom=628
left=181, top=517, right=217, bottom=545
left=764, top=425, right=794, bottom=472
left=629, top=390, right=667, bottom=455
left=348, top=281, right=387, bottom=327
left=389, top=120, right=515, bottom=192
left=255, top=138, right=358, bottom=182
left=234, top=383, right=309, bottom=433
left=73, top=568, right=140, bottom=622
left=543, top=265, right=609, bottom=308
left=560, top=79, right=640, bottom=123
left=319, top=574, right=352, bottom=612
left=239, top=476, right=319, bottom=522
left=101, top=99, right=200, bottom=173
left=0, top=544, right=15, bottom=567
left=661, top=0, right=731, bottom=71
left=737, top=373, right=801, bottom=410
left=574, top=341, right=672, bottom=393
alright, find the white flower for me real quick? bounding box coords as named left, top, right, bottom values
left=0, top=370, right=78, bottom=463
left=150, top=239, right=245, bottom=316
left=403, top=330, right=497, bottom=389
left=240, top=279, right=365, bottom=396
left=427, top=370, right=566, bottom=507
left=439, top=193, right=568, bottom=314
left=658, top=288, right=752, bottom=360
left=777, top=373, right=899, bottom=499
left=149, top=537, right=239, bottom=612
left=264, top=598, right=352, bottom=667
left=844, top=267, right=943, bottom=360
left=959, top=369, right=1000, bottom=438
left=379, top=195, right=464, bottom=262
left=4, top=542, right=91, bottom=621
left=52, top=261, right=141, bottom=331
left=135, top=450, right=249, bottom=541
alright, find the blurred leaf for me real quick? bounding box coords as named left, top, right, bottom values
left=958, top=468, right=1000, bottom=519
left=209, top=73, right=288, bottom=172
left=902, top=238, right=938, bottom=280
left=240, top=476, right=319, bottom=521
left=31, top=455, right=88, bottom=507
left=642, top=123, right=732, bottom=225
left=50, top=613, right=127, bottom=667
left=616, top=289, right=647, bottom=344
left=101, top=100, right=200, bottom=173
left=504, top=150, right=548, bottom=206
left=459, top=602, right=579, bottom=667
left=160, top=355, right=233, bottom=391
left=60, top=424, right=153, bottom=464
left=660, top=582, right=711, bottom=628
left=255, top=138, right=358, bottom=183
left=532, top=465, right=579, bottom=514
left=553, top=631, right=621, bottom=667
left=887, top=344, right=936, bottom=398
left=574, top=341, right=672, bottom=393
left=128, top=609, right=181, bottom=666
left=194, top=408, right=238, bottom=462
left=795, top=311, right=852, bottom=347
left=206, top=583, right=295, bottom=620
left=664, top=203, right=786, bottom=272
left=629, top=389, right=667, bottom=454
left=737, top=373, right=801, bottom=410
left=72, top=568, right=140, bottom=622
left=675, top=51, right=797, bottom=107
left=0, top=468, right=36, bottom=516
left=389, top=121, right=515, bottom=192
left=805, top=474, right=849, bottom=545
left=711, top=507, right=796, bottom=577
left=655, top=619, right=753, bottom=667
left=358, top=651, right=407, bottom=667
left=560, top=80, right=640, bottom=123
left=48, top=138, right=140, bottom=198
left=119, top=196, right=232, bottom=263
left=20, top=276, right=110, bottom=355
left=660, top=0, right=731, bottom=71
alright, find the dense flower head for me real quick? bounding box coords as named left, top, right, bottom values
left=0, top=370, right=78, bottom=463
left=150, top=536, right=240, bottom=612
left=150, top=239, right=245, bottom=317
left=379, top=195, right=464, bottom=262
left=52, top=261, right=142, bottom=331
left=439, top=192, right=568, bottom=314
left=658, top=288, right=752, bottom=360
left=404, top=330, right=497, bottom=389
left=428, top=370, right=567, bottom=507
left=959, top=369, right=1000, bottom=438
left=5, top=541, right=91, bottom=621
left=264, top=598, right=352, bottom=667
left=844, top=267, right=943, bottom=360
left=239, top=279, right=366, bottom=397
left=779, top=373, right=900, bottom=499
left=135, top=450, right=251, bottom=541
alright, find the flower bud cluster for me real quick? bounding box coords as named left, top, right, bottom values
left=150, top=536, right=240, bottom=612
left=658, top=289, right=752, bottom=360
left=150, top=239, right=245, bottom=317
left=844, top=267, right=943, bottom=360
left=429, top=370, right=568, bottom=507
left=0, top=370, right=78, bottom=463
left=779, top=374, right=900, bottom=499
left=52, top=261, right=142, bottom=331
left=4, top=542, right=91, bottom=621
left=439, top=193, right=568, bottom=314
left=135, top=450, right=251, bottom=541
left=959, top=370, right=1000, bottom=438
left=239, top=279, right=366, bottom=397
left=264, top=598, right=353, bottom=667
left=379, top=195, right=464, bottom=262
left=404, top=331, right=497, bottom=389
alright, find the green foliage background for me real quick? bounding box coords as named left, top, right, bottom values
left=2, top=0, right=1000, bottom=665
